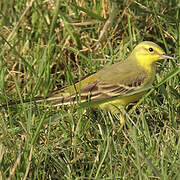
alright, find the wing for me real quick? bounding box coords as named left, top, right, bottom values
left=51, top=70, right=147, bottom=106
left=50, top=57, right=149, bottom=106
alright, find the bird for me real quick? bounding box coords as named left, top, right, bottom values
left=2, top=41, right=172, bottom=129
left=45, top=41, right=173, bottom=128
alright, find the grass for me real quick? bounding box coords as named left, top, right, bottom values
left=0, top=0, right=180, bottom=179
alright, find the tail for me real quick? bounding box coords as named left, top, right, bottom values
left=0, top=81, right=95, bottom=108
left=0, top=94, right=78, bottom=108
left=0, top=96, right=44, bottom=108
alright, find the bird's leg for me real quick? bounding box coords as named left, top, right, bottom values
left=117, top=110, right=126, bottom=132
left=112, top=105, right=126, bottom=132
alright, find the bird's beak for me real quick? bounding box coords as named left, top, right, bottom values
left=160, top=54, right=173, bottom=59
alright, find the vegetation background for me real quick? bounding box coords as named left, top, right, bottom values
left=0, top=0, right=180, bottom=179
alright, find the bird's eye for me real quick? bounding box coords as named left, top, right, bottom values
left=149, top=47, right=154, bottom=52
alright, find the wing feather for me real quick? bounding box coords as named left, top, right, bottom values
left=52, top=71, right=147, bottom=106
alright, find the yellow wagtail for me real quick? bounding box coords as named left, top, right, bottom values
left=46, top=41, right=173, bottom=127
left=2, top=41, right=172, bottom=127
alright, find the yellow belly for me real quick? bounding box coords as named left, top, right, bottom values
left=99, top=91, right=145, bottom=113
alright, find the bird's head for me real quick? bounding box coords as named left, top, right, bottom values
left=131, top=41, right=173, bottom=69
